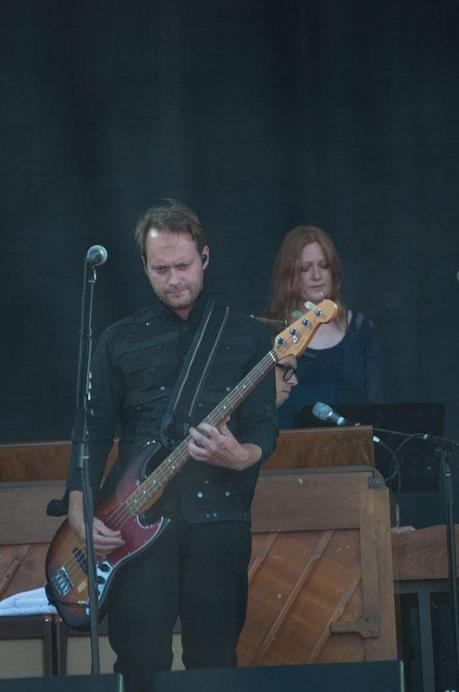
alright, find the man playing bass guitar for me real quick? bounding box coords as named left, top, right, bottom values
left=64, top=199, right=278, bottom=691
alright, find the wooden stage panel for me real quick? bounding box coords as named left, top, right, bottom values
left=241, top=529, right=364, bottom=666
left=238, top=467, right=397, bottom=666
left=0, top=441, right=72, bottom=482
left=0, top=481, right=65, bottom=545
left=0, top=544, right=48, bottom=600
left=391, top=524, right=453, bottom=581
left=0, top=440, right=117, bottom=483
left=264, top=426, right=375, bottom=470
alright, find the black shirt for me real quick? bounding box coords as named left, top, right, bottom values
left=67, top=291, right=278, bottom=522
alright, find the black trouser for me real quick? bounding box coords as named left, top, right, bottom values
left=107, top=515, right=252, bottom=692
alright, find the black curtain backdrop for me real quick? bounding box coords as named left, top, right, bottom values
left=2, top=1, right=458, bottom=461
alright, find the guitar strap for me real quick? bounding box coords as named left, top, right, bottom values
left=159, top=299, right=230, bottom=450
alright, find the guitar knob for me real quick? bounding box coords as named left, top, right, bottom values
left=276, top=336, right=285, bottom=346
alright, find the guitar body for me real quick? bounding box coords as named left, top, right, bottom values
left=45, top=441, right=171, bottom=630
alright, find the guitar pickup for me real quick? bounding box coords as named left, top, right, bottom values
left=53, top=566, right=72, bottom=597
left=73, top=546, right=88, bottom=575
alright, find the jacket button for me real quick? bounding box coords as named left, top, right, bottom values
left=197, top=491, right=203, bottom=498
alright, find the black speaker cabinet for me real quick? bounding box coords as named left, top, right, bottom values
left=0, top=673, right=123, bottom=692
left=0, top=615, right=54, bottom=678
left=152, top=660, right=404, bottom=692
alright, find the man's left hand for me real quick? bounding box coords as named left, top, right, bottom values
left=188, top=420, right=261, bottom=471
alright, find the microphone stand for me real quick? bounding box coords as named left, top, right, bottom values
left=313, top=403, right=459, bottom=682
left=71, top=259, right=101, bottom=675
left=376, top=427, right=459, bottom=686
left=437, top=443, right=459, bottom=688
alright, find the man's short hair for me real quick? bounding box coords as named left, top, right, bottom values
left=134, top=198, right=207, bottom=258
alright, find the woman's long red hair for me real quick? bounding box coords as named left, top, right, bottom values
left=266, top=225, right=346, bottom=328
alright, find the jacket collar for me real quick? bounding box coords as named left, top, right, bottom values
left=152, top=288, right=208, bottom=325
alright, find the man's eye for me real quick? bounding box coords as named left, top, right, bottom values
left=178, top=264, right=190, bottom=270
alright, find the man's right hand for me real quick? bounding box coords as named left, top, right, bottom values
left=68, top=490, right=125, bottom=557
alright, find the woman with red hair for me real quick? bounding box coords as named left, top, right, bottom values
left=266, top=225, right=383, bottom=428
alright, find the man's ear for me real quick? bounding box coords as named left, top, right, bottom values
left=201, top=245, right=210, bottom=269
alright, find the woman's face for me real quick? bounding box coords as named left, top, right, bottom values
left=299, top=241, right=332, bottom=304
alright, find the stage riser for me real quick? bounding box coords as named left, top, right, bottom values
left=0, top=674, right=122, bottom=691
left=0, top=662, right=404, bottom=692
left=152, top=660, right=405, bottom=691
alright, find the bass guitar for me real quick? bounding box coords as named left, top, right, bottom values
left=45, top=299, right=337, bottom=629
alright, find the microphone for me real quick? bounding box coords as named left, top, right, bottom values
left=312, top=401, right=381, bottom=444
left=85, top=244, right=108, bottom=266
left=312, top=401, right=352, bottom=427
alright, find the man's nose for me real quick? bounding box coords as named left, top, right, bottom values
left=168, top=269, right=180, bottom=284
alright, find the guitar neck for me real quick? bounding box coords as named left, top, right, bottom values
left=202, top=351, right=275, bottom=426
left=134, top=351, right=276, bottom=507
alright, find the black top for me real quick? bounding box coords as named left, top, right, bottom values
left=278, top=311, right=383, bottom=428
left=66, top=290, right=278, bottom=522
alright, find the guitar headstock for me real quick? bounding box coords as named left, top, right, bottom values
left=273, top=299, right=338, bottom=359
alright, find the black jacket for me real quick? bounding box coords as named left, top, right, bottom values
left=65, top=291, right=278, bottom=523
